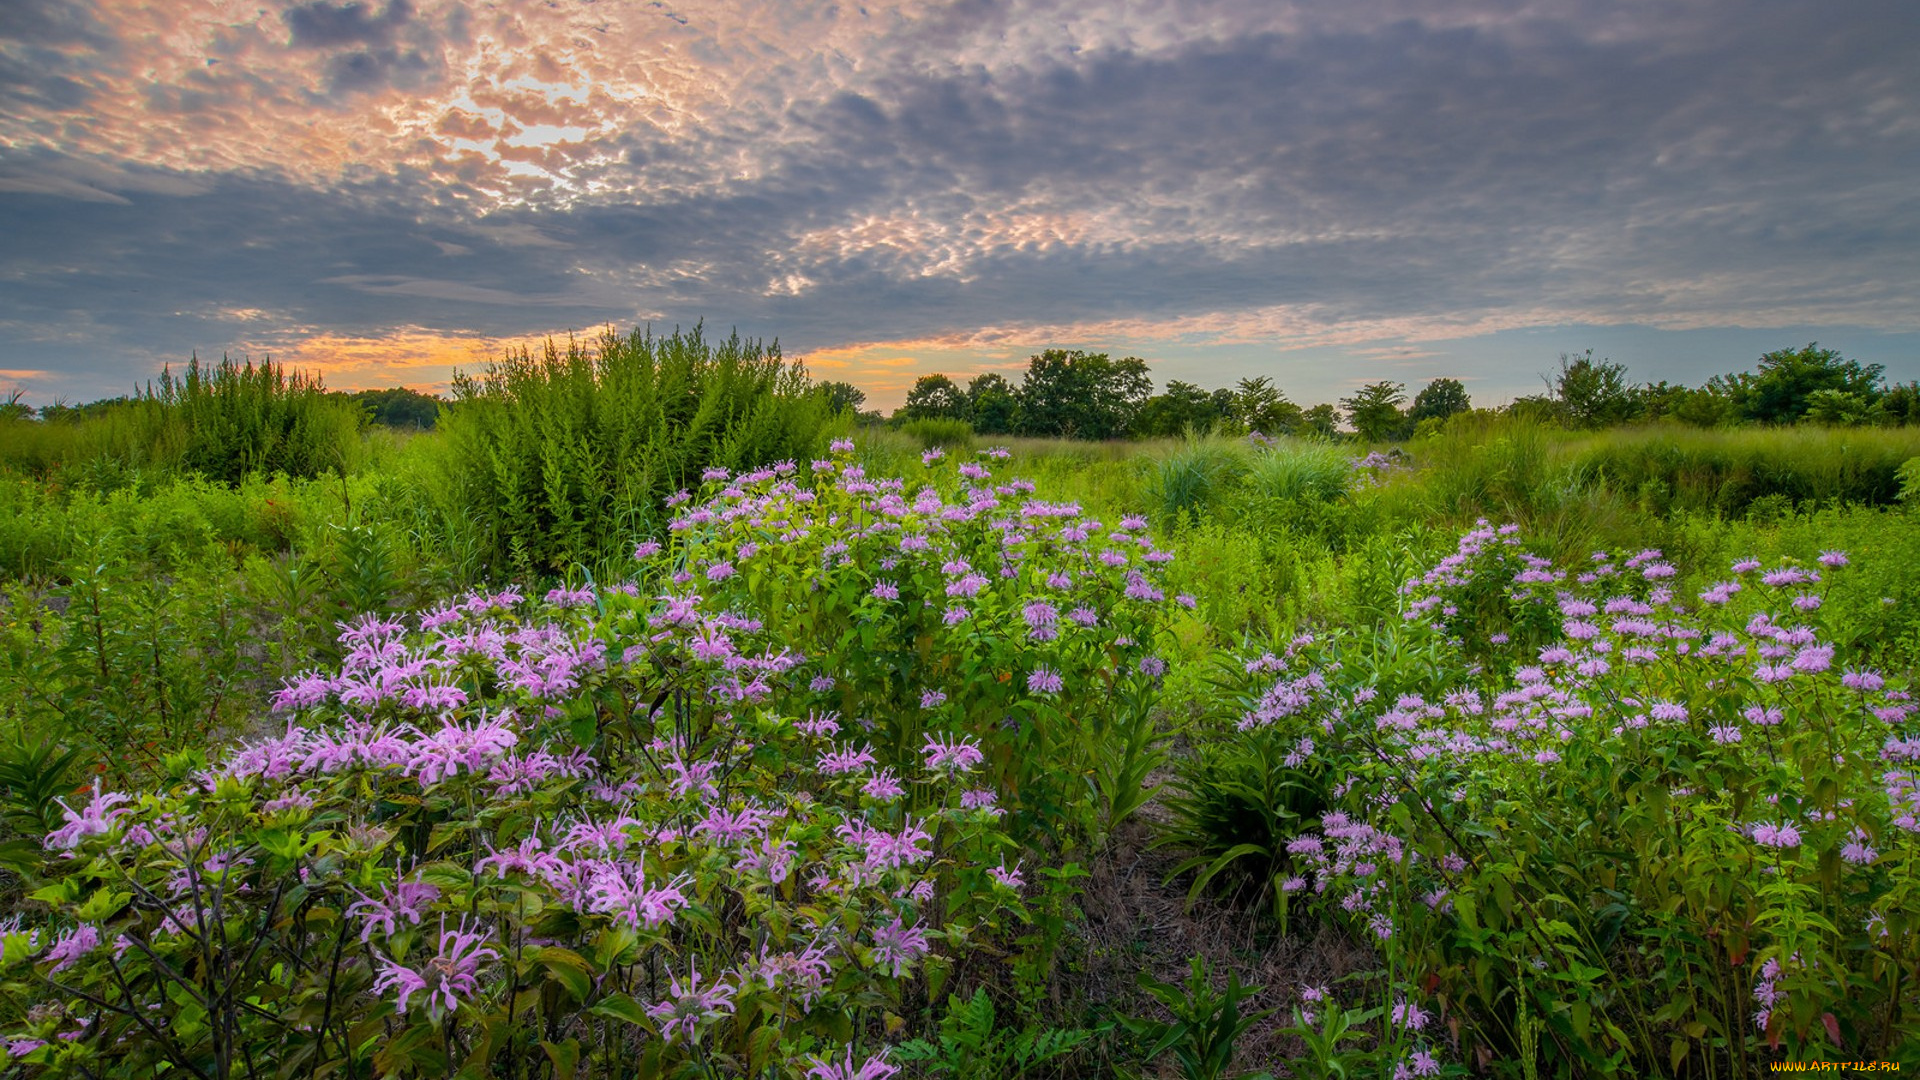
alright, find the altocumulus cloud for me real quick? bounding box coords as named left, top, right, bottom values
left=0, top=0, right=1915, bottom=404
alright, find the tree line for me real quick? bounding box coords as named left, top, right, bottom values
left=8, top=341, right=1910, bottom=446
left=814, top=342, right=1918, bottom=441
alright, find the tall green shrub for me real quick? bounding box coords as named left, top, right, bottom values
left=427, top=324, right=832, bottom=574
left=0, top=357, right=363, bottom=486
left=159, top=357, right=365, bottom=483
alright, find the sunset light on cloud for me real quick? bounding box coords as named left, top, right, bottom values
left=1, top=0, right=1915, bottom=409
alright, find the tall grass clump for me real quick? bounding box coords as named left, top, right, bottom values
left=425, top=325, right=832, bottom=575
left=1143, top=435, right=1251, bottom=526
left=1569, top=423, right=1920, bottom=515
left=899, top=416, right=977, bottom=452
left=1242, top=439, right=1352, bottom=506
left=0, top=358, right=364, bottom=486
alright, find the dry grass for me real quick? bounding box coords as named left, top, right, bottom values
left=1064, top=812, right=1379, bottom=1077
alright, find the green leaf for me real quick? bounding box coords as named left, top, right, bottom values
left=536, top=947, right=593, bottom=1002
left=541, top=1039, right=580, bottom=1080
left=75, top=887, right=131, bottom=922
left=746, top=1024, right=781, bottom=1076
left=589, top=992, right=651, bottom=1027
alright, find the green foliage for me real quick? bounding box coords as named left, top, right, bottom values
left=1155, top=725, right=1328, bottom=924
left=895, top=988, right=1104, bottom=1077
left=1144, top=437, right=1251, bottom=526
left=1568, top=423, right=1920, bottom=514
left=0, top=541, right=251, bottom=788
left=902, top=373, right=969, bottom=421
left=694, top=444, right=1183, bottom=843
left=815, top=379, right=868, bottom=416
left=1742, top=342, right=1885, bottom=425
left=899, top=417, right=977, bottom=451
left=1803, top=387, right=1875, bottom=426
left=1341, top=381, right=1408, bottom=443
left=1287, top=995, right=1386, bottom=1080
left=1135, top=380, right=1230, bottom=439
left=1203, top=525, right=1920, bottom=1076
left=0, top=357, right=364, bottom=486
left=1091, top=681, right=1174, bottom=848
left=1408, top=377, right=1472, bottom=425
left=0, top=733, right=83, bottom=846
left=1553, top=350, right=1639, bottom=429
left=1016, top=350, right=1152, bottom=440
left=1231, top=377, right=1304, bottom=437
left=426, top=324, right=832, bottom=575
left=1303, top=403, right=1339, bottom=438
left=349, top=386, right=443, bottom=429
left=966, top=373, right=1021, bottom=435
left=17, top=347, right=1920, bottom=1079
left=1128, top=956, right=1277, bottom=1080
left=1242, top=440, right=1352, bottom=510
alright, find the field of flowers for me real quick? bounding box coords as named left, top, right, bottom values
left=0, top=422, right=1917, bottom=1078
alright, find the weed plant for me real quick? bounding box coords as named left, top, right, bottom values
left=0, top=358, right=364, bottom=486
left=423, top=325, right=833, bottom=576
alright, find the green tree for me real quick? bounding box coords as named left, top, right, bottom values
left=1015, top=350, right=1152, bottom=440
left=901, top=374, right=969, bottom=422
left=1232, top=377, right=1304, bottom=435
left=1669, top=381, right=1742, bottom=427
left=964, top=373, right=1020, bottom=434
left=1134, top=380, right=1224, bottom=438
left=1302, top=403, right=1338, bottom=438
left=1340, top=381, right=1408, bottom=442
left=1877, top=382, right=1920, bottom=426
left=1408, top=377, right=1471, bottom=424
left=350, top=387, right=443, bottom=429
left=816, top=380, right=867, bottom=416
left=1635, top=380, right=1689, bottom=421
left=1208, top=388, right=1239, bottom=423
left=1803, top=388, right=1874, bottom=426
left=1742, top=342, right=1884, bottom=424
left=1553, top=350, right=1638, bottom=428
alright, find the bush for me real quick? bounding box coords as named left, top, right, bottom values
left=0, top=358, right=365, bottom=487
left=425, top=326, right=833, bottom=576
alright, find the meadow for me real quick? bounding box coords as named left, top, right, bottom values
left=0, top=333, right=1917, bottom=1078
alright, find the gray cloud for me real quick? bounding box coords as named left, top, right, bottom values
left=280, top=0, right=448, bottom=98
left=1, top=0, right=1917, bottom=404
left=284, top=0, right=413, bottom=49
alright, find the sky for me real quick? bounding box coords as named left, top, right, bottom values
left=1, top=0, right=1916, bottom=412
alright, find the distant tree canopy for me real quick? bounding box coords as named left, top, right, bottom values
left=816, top=380, right=867, bottom=416
left=1303, top=403, right=1339, bottom=438
left=1014, top=350, right=1152, bottom=440
left=965, top=373, right=1019, bottom=435
left=1409, top=377, right=1472, bottom=424
left=1232, top=376, right=1305, bottom=436
left=349, top=387, right=443, bottom=429
left=1133, top=380, right=1227, bottom=438
left=1552, top=351, right=1637, bottom=429
left=901, top=374, right=968, bottom=422
left=848, top=340, right=1911, bottom=444
left=1741, top=343, right=1884, bottom=425
left=1341, top=381, right=1408, bottom=443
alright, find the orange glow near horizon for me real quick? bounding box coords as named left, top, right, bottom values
left=256, top=329, right=564, bottom=395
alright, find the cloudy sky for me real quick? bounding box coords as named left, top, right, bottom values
left=2, top=0, right=1915, bottom=410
